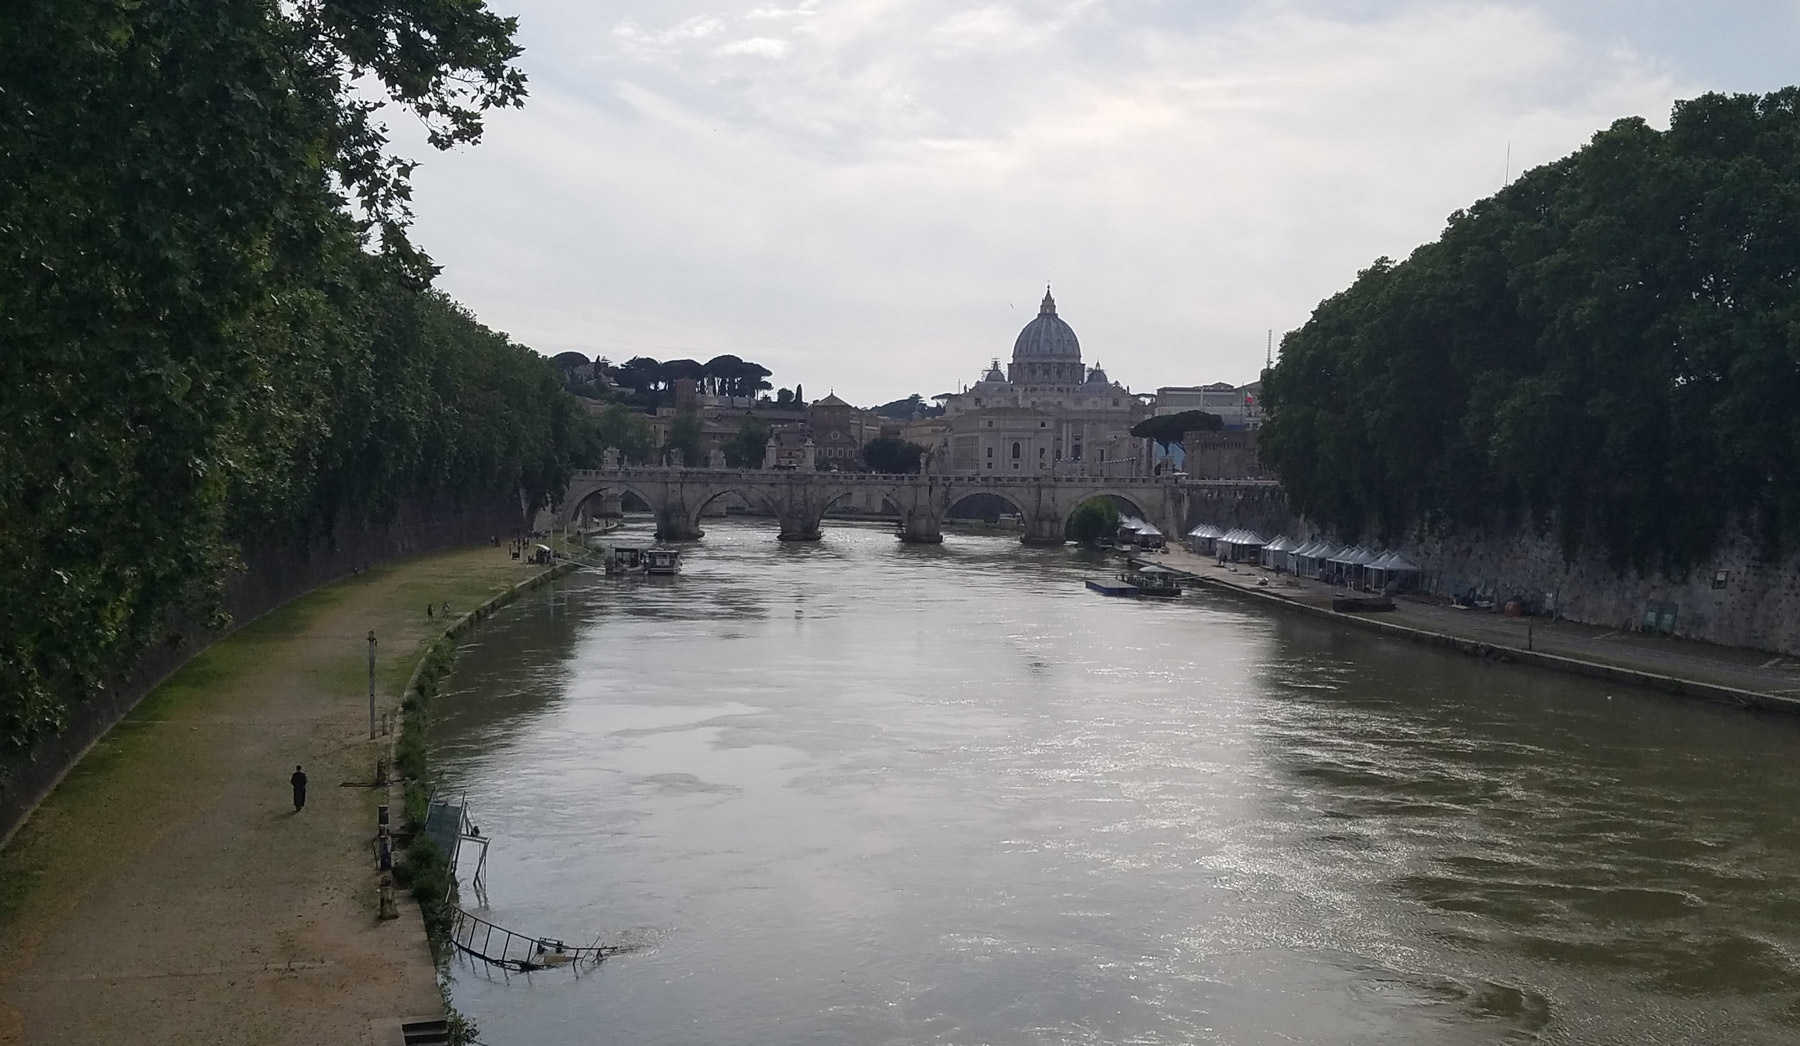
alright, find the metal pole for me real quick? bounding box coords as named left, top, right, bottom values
left=367, top=629, right=378, bottom=739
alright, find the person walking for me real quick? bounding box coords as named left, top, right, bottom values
left=290, top=765, right=308, bottom=812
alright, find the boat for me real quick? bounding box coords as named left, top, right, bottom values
left=1120, top=564, right=1182, bottom=597
left=605, top=545, right=644, bottom=574
left=643, top=547, right=682, bottom=576
left=1086, top=579, right=1140, bottom=597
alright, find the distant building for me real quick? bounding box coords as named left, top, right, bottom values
left=931, top=288, right=1151, bottom=476
left=1155, top=381, right=1263, bottom=429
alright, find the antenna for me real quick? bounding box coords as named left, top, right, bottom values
left=1504, top=141, right=1511, bottom=188
left=1266, top=329, right=1273, bottom=369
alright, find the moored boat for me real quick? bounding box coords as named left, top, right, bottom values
left=1086, top=579, right=1140, bottom=597
left=644, top=547, right=682, bottom=576
left=1120, top=564, right=1182, bottom=597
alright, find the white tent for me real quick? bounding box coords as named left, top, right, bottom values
left=1217, top=528, right=1267, bottom=562
left=1186, top=523, right=1223, bottom=555
left=1260, top=535, right=1297, bottom=571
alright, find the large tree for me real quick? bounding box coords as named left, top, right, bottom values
left=0, top=0, right=565, bottom=753
left=1261, top=88, right=1800, bottom=571
left=862, top=437, right=927, bottom=474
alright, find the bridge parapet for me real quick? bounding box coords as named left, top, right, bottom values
left=559, top=466, right=1281, bottom=544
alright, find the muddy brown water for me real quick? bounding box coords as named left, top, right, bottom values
left=431, top=519, right=1800, bottom=1045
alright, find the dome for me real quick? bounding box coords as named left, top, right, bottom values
left=1012, top=287, right=1081, bottom=362
left=1085, top=364, right=1109, bottom=385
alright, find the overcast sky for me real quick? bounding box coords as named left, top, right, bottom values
left=399, top=1, right=1800, bottom=405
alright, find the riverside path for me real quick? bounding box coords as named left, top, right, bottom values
left=0, top=546, right=546, bottom=1046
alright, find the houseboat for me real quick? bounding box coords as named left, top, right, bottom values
left=643, top=547, right=682, bottom=576
left=1120, top=564, right=1182, bottom=597
left=605, top=545, right=644, bottom=575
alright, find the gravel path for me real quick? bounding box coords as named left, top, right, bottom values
left=0, top=545, right=540, bottom=1046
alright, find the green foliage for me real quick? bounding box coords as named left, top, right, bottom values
left=0, top=1, right=581, bottom=754
left=862, top=437, right=927, bottom=474
left=1131, top=410, right=1223, bottom=448
left=1262, top=88, right=1800, bottom=572
left=1065, top=497, right=1121, bottom=546
left=665, top=413, right=705, bottom=466
left=722, top=418, right=773, bottom=468
left=584, top=403, right=656, bottom=465
left=871, top=394, right=942, bottom=420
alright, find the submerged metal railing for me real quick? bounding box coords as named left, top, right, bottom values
left=449, top=907, right=622, bottom=972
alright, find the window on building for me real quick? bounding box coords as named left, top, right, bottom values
left=1011, top=442, right=1021, bottom=459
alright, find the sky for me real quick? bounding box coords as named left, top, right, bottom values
left=397, top=1, right=1800, bottom=405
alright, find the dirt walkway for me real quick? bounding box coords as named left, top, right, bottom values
left=0, top=545, right=543, bottom=1046
left=1154, top=545, right=1800, bottom=706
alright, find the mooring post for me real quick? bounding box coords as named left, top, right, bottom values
left=366, top=629, right=377, bottom=740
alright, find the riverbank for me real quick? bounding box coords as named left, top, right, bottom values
left=1149, top=546, right=1800, bottom=714
left=0, top=545, right=561, bottom=1046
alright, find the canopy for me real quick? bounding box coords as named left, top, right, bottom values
left=1328, top=545, right=1377, bottom=565
left=1262, top=536, right=1296, bottom=553
left=1379, top=551, right=1421, bottom=572
left=1219, top=528, right=1267, bottom=547
left=1186, top=523, right=1223, bottom=539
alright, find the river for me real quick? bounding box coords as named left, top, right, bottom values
left=430, top=519, right=1800, bottom=1045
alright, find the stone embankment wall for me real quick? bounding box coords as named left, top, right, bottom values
left=1182, top=485, right=1297, bottom=539
left=1177, top=483, right=1800, bottom=655
left=0, top=495, right=525, bottom=844
left=1403, top=525, right=1800, bottom=655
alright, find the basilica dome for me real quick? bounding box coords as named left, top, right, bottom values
left=1012, top=288, right=1081, bottom=362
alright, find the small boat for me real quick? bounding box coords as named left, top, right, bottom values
left=1086, top=579, right=1140, bottom=597
left=1120, top=564, right=1182, bottom=597
left=643, top=547, right=682, bottom=576
left=605, top=545, right=645, bottom=574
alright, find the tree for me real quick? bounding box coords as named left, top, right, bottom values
left=589, top=403, right=655, bottom=464
left=722, top=418, right=773, bottom=468
left=1065, top=497, right=1121, bottom=546
left=862, top=437, right=926, bottom=474
left=0, top=0, right=572, bottom=753
left=664, top=413, right=704, bottom=466
left=1260, top=87, right=1800, bottom=570
left=1131, top=410, right=1222, bottom=448
left=872, top=394, right=925, bottom=420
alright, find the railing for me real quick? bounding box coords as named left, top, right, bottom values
left=449, top=907, right=622, bottom=972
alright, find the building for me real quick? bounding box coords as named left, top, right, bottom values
left=1154, top=381, right=1263, bottom=429
left=808, top=393, right=875, bottom=469
left=932, top=288, right=1151, bottom=476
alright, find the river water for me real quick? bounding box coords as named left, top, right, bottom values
left=431, top=519, right=1800, bottom=1045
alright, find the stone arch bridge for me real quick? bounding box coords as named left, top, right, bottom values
left=559, top=467, right=1282, bottom=545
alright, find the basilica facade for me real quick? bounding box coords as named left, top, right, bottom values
left=925, top=289, right=1152, bottom=477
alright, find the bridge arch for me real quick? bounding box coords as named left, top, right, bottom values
left=562, top=481, right=661, bottom=528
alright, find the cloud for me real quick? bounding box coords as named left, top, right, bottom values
left=401, top=1, right=1709, bottom=403
left=716, top=36, right=792, bottom=58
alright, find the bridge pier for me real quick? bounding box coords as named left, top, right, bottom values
left=656, top=502, right=704, bottom=542
left=898, top=510, right=943, bottom=544
left=1021, top=513, right=1066, bottom=546
left=776, top=509, right=823, bottom=542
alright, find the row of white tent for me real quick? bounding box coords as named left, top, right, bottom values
left=1185, top=526, right=1423, bottom=590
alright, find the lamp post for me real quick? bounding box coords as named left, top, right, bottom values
left=367, top=630, right=378, bottom=740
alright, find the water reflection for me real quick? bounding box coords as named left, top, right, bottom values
left=432, top=519, right=1800, bottom=1045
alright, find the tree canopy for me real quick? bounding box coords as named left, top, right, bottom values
left=862, top=437, right=927, bottom=474
left=1131, top=411, right=1223, bottom=448
left=1261, top=88, right=1800, bottom=573
left=0, top=0, right=581, bottom=754
left=1065, top=497, right=1121, bottom=546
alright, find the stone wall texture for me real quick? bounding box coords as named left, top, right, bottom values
left=1402, top=524, right=1800, bottom=655
left=1177, top=484, right=1800, bottom=655
left=0, top=494, right=526, bottom=844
